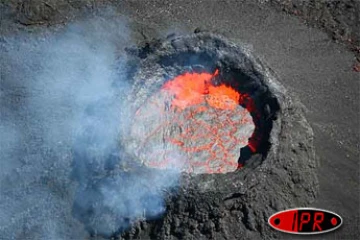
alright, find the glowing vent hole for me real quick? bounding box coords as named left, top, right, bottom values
left=130, top=71, right=255, bottom=174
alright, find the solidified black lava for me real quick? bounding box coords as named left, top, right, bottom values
left=72, top=32, right=318, bottom=239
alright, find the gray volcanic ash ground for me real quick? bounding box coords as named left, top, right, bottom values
left=0, top=1, right=359, bottom=239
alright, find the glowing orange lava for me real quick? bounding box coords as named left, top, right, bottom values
left=131, top=70, right=257, bottom=174
left=162, top=71, right=213, bottom=110
left=162, top=69, right=241, bottom=111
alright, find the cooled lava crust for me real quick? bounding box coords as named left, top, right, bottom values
left=128, top=68, right=257, bottom=174
left=74, top=32, right=318, bottom=239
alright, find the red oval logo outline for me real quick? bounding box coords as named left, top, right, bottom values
left=268, top=208, right=343, bottom=235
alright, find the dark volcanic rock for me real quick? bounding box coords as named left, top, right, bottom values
left=268, top=0, right=360, bottom=59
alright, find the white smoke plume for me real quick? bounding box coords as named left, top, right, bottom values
left=0, top=15, right=180, bottom=239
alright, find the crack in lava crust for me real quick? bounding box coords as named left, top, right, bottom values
left=130, top=70, right=255, bottom=174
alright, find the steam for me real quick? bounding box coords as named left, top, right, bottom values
left=0, top=16, right=179, bottom=239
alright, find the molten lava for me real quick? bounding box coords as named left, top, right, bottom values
left=162, top=69, right=240, bottom=111
left=131, top=70, right=257, bottom=174
left=162, top=71, right=213, bottom=110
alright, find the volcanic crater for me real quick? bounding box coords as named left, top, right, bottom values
left=123, top=33, right=280, bottom=175
left=75, top=32, right=318, bottom=239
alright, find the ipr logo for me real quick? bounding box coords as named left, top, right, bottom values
left=268, top=208, right=343, bottom=235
